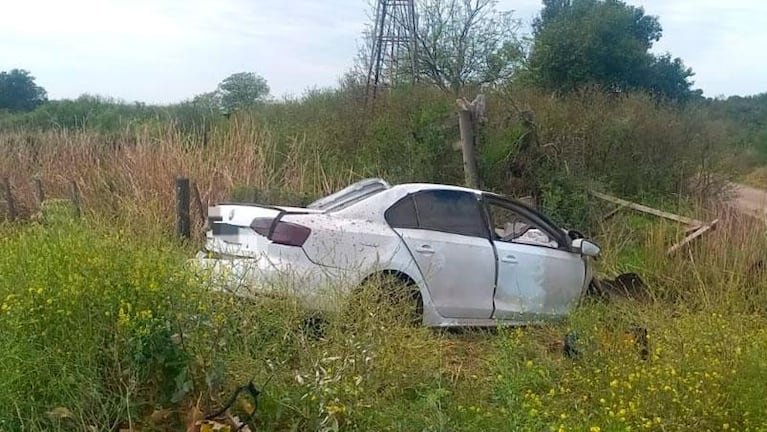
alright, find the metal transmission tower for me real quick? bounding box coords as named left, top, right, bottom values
left=365, top=0, right=418, bottom=99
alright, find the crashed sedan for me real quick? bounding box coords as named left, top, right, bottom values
left=194, top=178, right=600, bottom=327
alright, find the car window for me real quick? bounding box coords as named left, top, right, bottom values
left=308, top=178, right=390, bottom=211
left=385, top=195, right=418, bottom=229
left=486, top=201, right=560, bottom=248
left=413, top=190, right=488, bottom=238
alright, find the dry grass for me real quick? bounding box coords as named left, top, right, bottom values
left=594, top=201, right=767, bottom=313
left=742, top=166, right=767, bottom=189
left=0, top=121, right=356, bottom=232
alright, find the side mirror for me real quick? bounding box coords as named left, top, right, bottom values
left=572, top=238, right=601, bottom=258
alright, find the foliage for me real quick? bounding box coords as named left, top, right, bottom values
left=0, top=93, right=225, bottom=136
left=354, top=0, right=525, bottom=94
left=0, top=218, right=204, bottom=430
left=216, top=72, right=270, bottom=113
left=412, top=0, right=526, bottom=94
left=0, top=85, right=732, bottom=230
left=528, top=0, right=701, bottom=101
left=493, top=306, right=767, bottom=431
left=0, top=69, right=48, bottom=112
left=707, top=93, right=767, bottom=165
left=3, top=94, right=152, bottom=131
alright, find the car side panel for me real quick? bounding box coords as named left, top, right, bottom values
left=194, top=242, right=344, bottom=311
left=292, top=214, right=444, bottom=323
left=395, top=228, right=496, bottom=319
left=287, top=214, right=410, bottom=278
left=492, top=241, right=586, bottom=319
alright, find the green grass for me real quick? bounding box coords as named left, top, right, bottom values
left=2, top=208, right=767, bottom=431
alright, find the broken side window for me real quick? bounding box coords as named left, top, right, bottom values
left=486, top=202, right=560, bottom=249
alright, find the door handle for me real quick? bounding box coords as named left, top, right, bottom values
left=415, top=244, right=435, bottom=255
left=501, top=255, right=518, bottom=264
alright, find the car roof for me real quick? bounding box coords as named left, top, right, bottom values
left=310, top=179, right=486, bottom=213
left=391, top=182, right=482, bottom=195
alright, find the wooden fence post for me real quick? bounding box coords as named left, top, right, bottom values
left=35, top=178, right=45, bottom=206
left=70, top=180, right=81, bottom=219
left=192, top=181, right=206, bottom=228
left=3, top=177, right=17, bottom=222
left=176, top=177, right=191, bottom=239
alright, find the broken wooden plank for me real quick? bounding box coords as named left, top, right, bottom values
left=602, top=204, right=626, bottom=221
left=684, top=224, right=703, bottom=235
left=666, top=219, right=719, bottom=256
left=590, top=190, right=704, bottom=226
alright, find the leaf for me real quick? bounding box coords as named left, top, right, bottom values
left=198, top=420, right=231, bottom=432
left=47, top=406, right=73, bottom=420
left=149, top=408, right=173, bottom=423
left=173, top=368, right=194, bottom=403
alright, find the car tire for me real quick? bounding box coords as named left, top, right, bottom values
left=347, top=272, right=423, bottom=326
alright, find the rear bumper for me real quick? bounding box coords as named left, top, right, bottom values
left=191, top=252, right=281, bottom=295
left=189, top=251, right=345, bottom=310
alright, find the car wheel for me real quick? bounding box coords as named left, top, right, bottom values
left=348, top=273, right=423, bottom=326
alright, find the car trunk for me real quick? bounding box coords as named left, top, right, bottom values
left=205, top=203, right=321, bottom=257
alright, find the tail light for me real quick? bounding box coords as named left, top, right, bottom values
left=250, top=217, right=311, bottom=247
left=271, top=221, right=311, bottom=246
left=250, top=217, right=273, bottom=237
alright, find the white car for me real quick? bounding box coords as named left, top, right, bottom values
left=195, top=178, right=600, bottom=327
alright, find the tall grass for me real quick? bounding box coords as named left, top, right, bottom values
left=0, top=87, right=732, bottom=233
left=1, top=207, right=766, bottom=431
left=596, top=204, right=767, bottom=313
left=0, top=122, right=356, bottom=234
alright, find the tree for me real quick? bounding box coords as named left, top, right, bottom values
left=216, top=72, right=269, bottom=112
left=414, top=0, right=525, bottom=94
left=191, top=91, right=223, bottom=113
left=528, top=0, right=699, bottom=101
left=0, top=69, right=48, bottom=112
left=645, top=54, right=702, bottom=101
left=356, top=0, right=525, bottom=95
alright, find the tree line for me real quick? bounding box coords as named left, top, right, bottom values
left=1, top=0, right=763, bottom=125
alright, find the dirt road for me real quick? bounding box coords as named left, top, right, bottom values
left=729, top=183, right=767, bottom=218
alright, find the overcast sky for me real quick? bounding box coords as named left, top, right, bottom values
left=1, top=0, right=764, bottom=104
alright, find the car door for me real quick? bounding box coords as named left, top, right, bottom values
left=484, top=197, right=586, bottom=320
left=386, top=190, right=496, bottom=319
